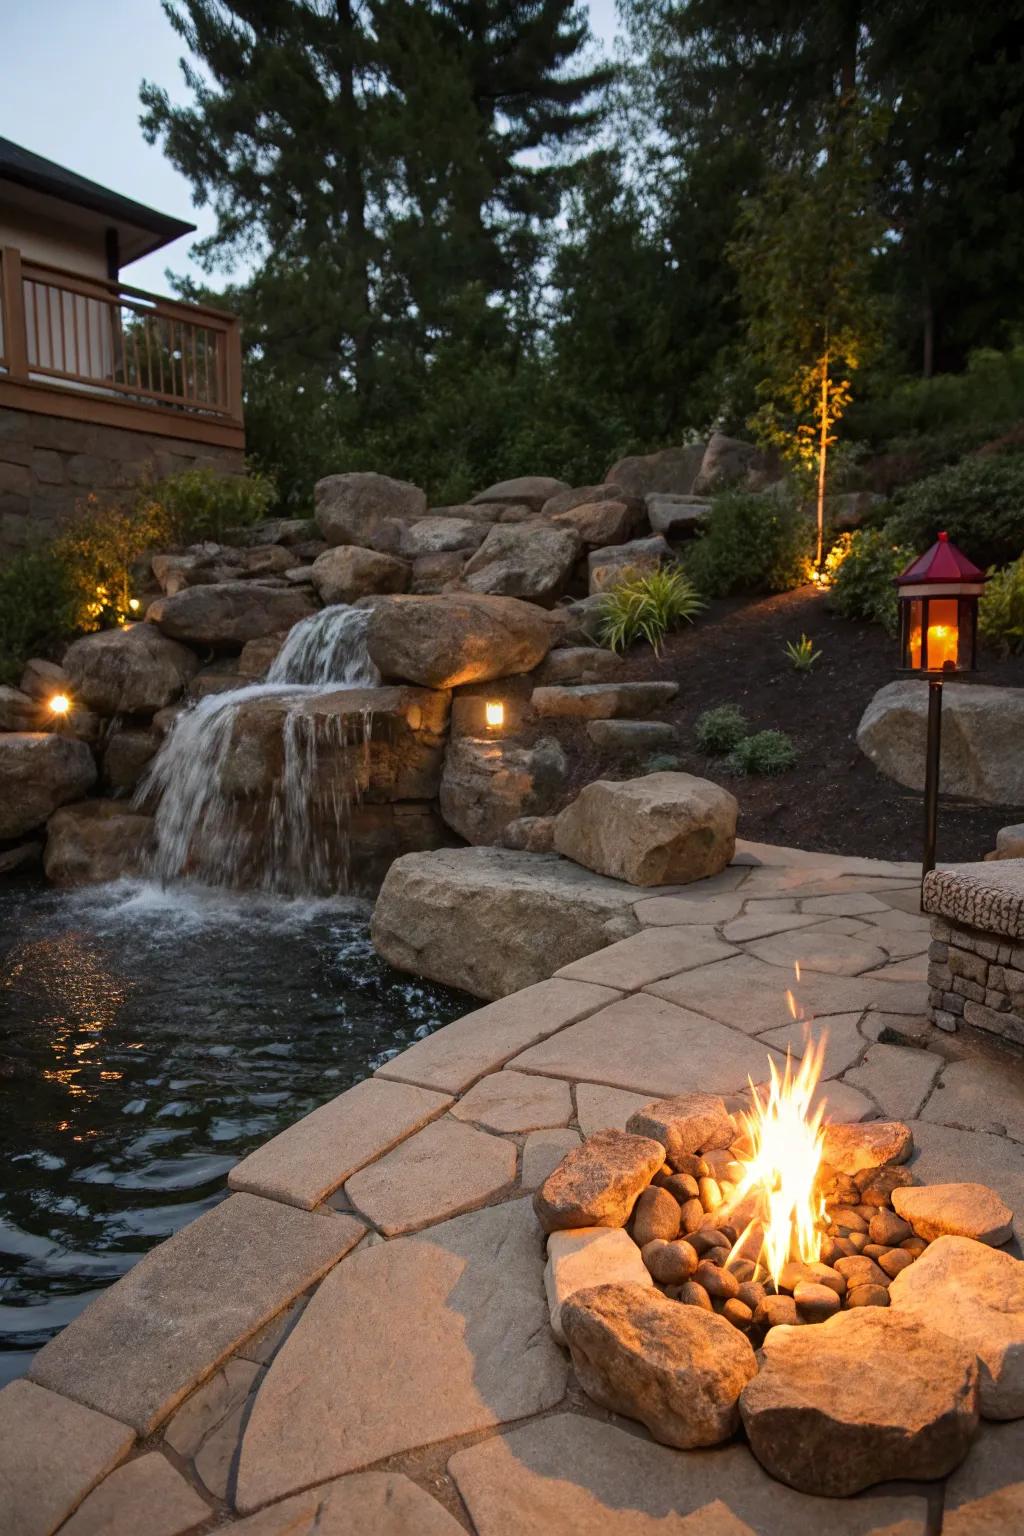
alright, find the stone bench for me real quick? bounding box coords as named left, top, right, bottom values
left=922, top=860, right=1024, bottom=1047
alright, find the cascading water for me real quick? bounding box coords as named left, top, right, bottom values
left=138, top=604, right=381, bottom=895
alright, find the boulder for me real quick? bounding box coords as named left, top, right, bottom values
left=370, top=846, right=640, bottom=997
left=541, top=483, right=631, bottom=520
left=462, top=524, right=581, bottom=606
left=993, top=823, right=1024, bottom=860
left=857, top=682, right=1024, bottom=807
left=562, top=1282, right=757, bottom=1448
left=739, top=1308, right=980, bottom=1496
left=44, top=800, right=154, bottom=886
left=0, top=734, right=97, bottom=840
left=533, top=1129, right=666, bottom=1233
left=550, top=500, right=640, bottom=548
left=889, top=1235, right=1024, bottom=1419
left=821, top=1120, right=914, bottom=1176
left=589, top=535, right=672, bottom=594
left=238, top=633, right=288, bottom=679
left=410, top=552, right=467, bottom=594
left=626, top=1093, right=734, bottom=1164
left=189, top=658, right=242, bottom=699
left=544, top=1228, right=653, bottom=1345
left=891, top=1183, right=1014, bottom=1247
left=439, top=735, right=567, bottom=846
left=237, top=517, right=318, bottom=547
left=645, top=494, right=712, bottom=539
left=534, top=647, right=625, bottom=686
left=586, top=720, right=676, bottom=754
left=310, top=546, right=410, bottom=605
left=63, top=624, right=199, bottom=715
left=19, top=658, right=69, bottom=702
left=146, top=583, right=315, bottom=648
left=553, top=772, right=737, bottom=887
left=532, top=682, right=678, bottom=721
left=0, top=685, right=40, bottom=731
left=314, top=471, right=427, bottom=549
left=472, top=476, right=570, bottom=512
left=604, top=445, right=707, bottom=500
left=366, top=594, right=555, bottom=689
left=103, top=728, right=159, bottom=794
left=0, top=840, right=42, bottom=876
left=692, top=432, right=772, bottom=496
left=398, top=518, right=487, bottom=558
left=502, top=815, right=556, bottom=852
left=557, top=594, right=609, bottom=645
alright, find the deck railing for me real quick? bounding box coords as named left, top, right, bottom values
left=0, top=245, right=243, bottom=433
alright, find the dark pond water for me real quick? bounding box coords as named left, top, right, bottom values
left=0, top=878, right=469, bottom=1387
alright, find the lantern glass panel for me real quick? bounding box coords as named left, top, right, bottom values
left=925, top=597, right=959, bottom=670
left=906, top=599, right=924, bottom=669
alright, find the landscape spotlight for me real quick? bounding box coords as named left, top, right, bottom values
left=48, top=693, right=71, bottom=716
left=485, top=700, right=505, bottom=730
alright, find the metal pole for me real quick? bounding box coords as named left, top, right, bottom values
left=922, top=677, right=943, bottom=883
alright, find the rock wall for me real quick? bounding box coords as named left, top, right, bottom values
left=928, top=916, right=1024, bottom=1048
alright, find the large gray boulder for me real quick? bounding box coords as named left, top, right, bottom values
left=588, top=535, right=671, bottom=595
left=604, top=445, right=706, bottom=500
left=0, top=685, right=40, bottom=731
left=462, top=524, right=581, bottom=606
left=472, top=476, right=570, bottom=512
left=645, top=494, right=712, bottom=539
left=366, top=594, right=555, bottom=689
left=63, top=624, right=199, bottom=715
left=44, top=800, right=154, bottom=886
left=399, top=517, right=487, bottom=558
left=550, top=499, right=641, bottom=548
left=146, top=584, right=315, bottom=649
left=0, top=733, right=97, bottom=840
left=692, top=432, right=773, bottom=496
left=314, top=472, right=427, bottom=549
left=439, top=735, right=567, bottom=845
left=370, top=846, right=640, bottom=997
left=857, top=682, right=1024, bottom=806
left=310, top=546, right=410, bottom=605
left=554, top=772, right=737, bottom=887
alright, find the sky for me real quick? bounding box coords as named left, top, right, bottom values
left=0, top=0, right=622, bottom=293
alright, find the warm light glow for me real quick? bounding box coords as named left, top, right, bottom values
left=48, top=693, right=71, bottom=716
left=128, top=597, right=141, bottom=612
left=908, top=597, right=959, bottom=670
left=726, top=1038, right=828, bottom=1289
left=485, top=700, right=505, bottom=729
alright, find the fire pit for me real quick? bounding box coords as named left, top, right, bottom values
left=534, top=1037, right=1024, bottom=1498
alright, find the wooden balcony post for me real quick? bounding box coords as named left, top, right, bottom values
left=1, top=246, right=29, bottom=381
left=224, top=316, right=244, bottom=422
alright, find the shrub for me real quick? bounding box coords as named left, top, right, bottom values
left=684, top=491, right=814, bottom=597
left=979, top=556, right=1024, bottom=656
left=726, top=729, right=798, bottom=776
left=53, top=494, right=173, bottom=631
left=598, top=564, right=704, bottom=655
left=883, top=454, right=1024, bottom=570
left=829, top=527, right=913, bottom=633
left=849, top=347, right=1024, bottom=445
left=0, top=547, right=78, bottom=686
left=141, top=466, right=277, bottom=545
left=695, top=704, right=749, bottom=755
left=644, top=753, right=682, bottom=774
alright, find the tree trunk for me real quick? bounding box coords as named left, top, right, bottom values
left=922, top=282, right=935, bottom=379
left=335, top=0, right=373, bottom=400
left=817, top=352, right=829, bottom=570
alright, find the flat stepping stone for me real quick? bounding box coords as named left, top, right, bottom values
left=755, top=1013, right=867, bottom=1079
left=531, top=682, right=679, bottom=720
left=29, top=1193, right=364, bottom=1434
left=58, top=1452, right=210, bottom=1536
left=555, top=925, right=737, bottom=989
left=634, top=891, right=746, bottom=926
left=575, top=1082, right=653, bottom=1136
left=844, top=1043, right=943, bottom=1122
left=890, top=1235, right=1024, bottom=1419
left=0, top=1379, right=134, bottom=1536
left=521, top=1128, right=582, bottom=1189
left=231, top=1470, right=464, bottom=1534
left=448, top=1412, right=930, bottom=1535
left=722, top=911, right=825, bottom=943
left=450, top=1070, right=572, bottom=1133
left=344, top=1115, right=516, bottom=1234
left=586, top=719, right=676, bottom=751
left=235, top=1199, right=567, bottom=1510
left=747, top=927, right=889, bottom=976
left=942, top=1420, right=1024, bottom=1535
left=228, top=1077, right=453, bottom=1209
left=545, top=1227, right=653, bottom=1343
left=921, top=1058, right=1024, bottom=1144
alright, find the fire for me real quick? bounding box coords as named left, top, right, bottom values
left=726, top=1037, right=828, bottom=1289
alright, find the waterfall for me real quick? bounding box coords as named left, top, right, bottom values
left=138, top=605, right=380, bottom=895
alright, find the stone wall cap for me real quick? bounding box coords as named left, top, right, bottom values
left=923, top=860, right=1024, bottom=939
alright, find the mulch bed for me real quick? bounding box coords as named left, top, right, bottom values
left=538, top=586, right=1024, bottom=864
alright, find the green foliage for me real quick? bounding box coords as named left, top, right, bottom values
left=141, top=467, right=277, bottom=544
left=979, top=556, right=1024, bottom=656
left=0, top=547, right=78, bottom=686
left=598, top=565, right=705, bottom=656
left=684, top=492, right=814, bottom=597
left=726, top=729, right=798, bottom=776
left=53, top=495, right=174, bottom=631
left=851, top=348, right=1024, bottom=446
left=883, top=455, right=1024, bottom=570
left=829, top=528, right=913, bottom=633
left=784, top=634, right=822, bottom=671
left=644, top=753, right=683, bottom=774
left=694, top=704, right=749, bottom=755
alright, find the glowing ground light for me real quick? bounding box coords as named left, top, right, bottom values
left=129, top=598, right=141, bottom=612
left=48, top=694, right=71, bottom=716
left=485, top=700, right=505, bottom=729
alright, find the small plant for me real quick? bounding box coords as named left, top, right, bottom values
left=784, top=634, right=822, bottom=671
left=726, top=729, right=798, bottom=776
left=694, top=704, right=749, bottom=755
left=598, top=564, right=704, bottom=655
left=979, top=555, right=1024, bottom=655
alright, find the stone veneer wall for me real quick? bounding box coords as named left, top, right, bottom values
left=927, top=916, right=1024, bottom=1046
left=0, top=404, right=245, bottom=556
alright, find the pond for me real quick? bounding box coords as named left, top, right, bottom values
left=0, top=877, right=469, bottom=1388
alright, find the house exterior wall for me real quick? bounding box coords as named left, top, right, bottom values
left=0, top=202, right=108, bottom=279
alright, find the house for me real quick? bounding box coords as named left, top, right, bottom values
left=0, top=137, right=244, bottom=557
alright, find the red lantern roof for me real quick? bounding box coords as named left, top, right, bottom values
left=895, top=531, right=986, bottom=586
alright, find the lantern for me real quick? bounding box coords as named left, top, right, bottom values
left=896, top=531, right=985, bottom=674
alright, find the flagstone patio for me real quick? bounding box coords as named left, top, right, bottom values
left=5, top=840, right=1024, bottom=1535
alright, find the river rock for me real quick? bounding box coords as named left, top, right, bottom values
left=533, top=1129, right=665, bottom=1233
left=562, top=1281, right=757, bottom=1447
left=0, top=733, right=97, bottom=840
left=399, top=517, right=487, bottom=558
left=544, top=1227, right=652, bottom=1344
left=314, top=471, right=427, bottom=549
left=892, top=1183, right=1014, bottom=1247
left=740, top=1308, right=980, bottom=1495
left=550, top=499, right=640, bottom=547
left=632, top=1186, right=681, bottom=1245
left=147, top=583, right=315, bottom=648
left=604, top=445, right=706, bottom=500
left=63, top=624, right=199, bottom=715
left=589, top=535, right=672, bottom=594
left=554, top=772, right=737, bottom=887
left=44, top=799, right=155, bottom=886
left=626, top=1093, right=734, bottom=1164
left=857, top=682, right=1024, bottom=807
left=462, top=524, right=581, bottom=606
left=472, top=475, right=570, bottom=512
left=439, top=735, right=567, bottom=846
left=366, top=593, right=554, bottom=689
left=310, top=546, right=410, bottom=604
left=822, top=1120, right=914, bottom=1176
left=889, top=1235, right=1024, bottom=1419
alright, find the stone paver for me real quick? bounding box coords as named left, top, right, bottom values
left=907, top=1122, right=1024, bottom=1245
left=448, top=1413, right=929, bottom=1535
left=814, top=1080, right=875, bottom=1123
left=230, top=1471, right=465, bottom=1534
left=575, top=1082, right=653, bottom=1136
left=228, top=1077, right=453, bottom=1209
left=633, top=893, right=746, bottom=927
left=375, top=978, right=622, bottom=1093
left=844, top=1043, right=942, bottom=1121
left=545, top=1228, right=653, bottom=1343
left=801, top=892, right=892, bottom=916
left=511, top=993, right=786, bottom=1097
left=164, top=1357, right=262, bottom=1459
left=345, top=1115, right=516, bottom=1234
left=755, top=1013, right=868, bottom=1079
left=0, top=1379, right=134, bottom=1536
left=451, top=1070, right=573, bottom=1132
left=58, top=1452, right=210, bottom=1536
left=555, top=926, right=737, bottom=989
left=721, top=911, right=824, bottom=943
left=29, top=1193, right=364, bottom=1434
left=921, top=1058, right=1024, bottom=1143
left=747, top=927, right=889, bottom=976
left=521, top=1128, right=582, bottom=1188
left=942, top=1420, right=1024, bottom=1534
left=236, top=1200, right=567, bottom=1510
